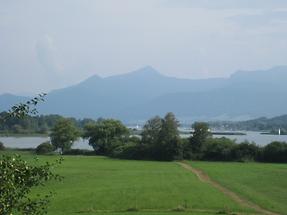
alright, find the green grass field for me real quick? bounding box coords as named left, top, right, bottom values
left=3, top=151, right=286, bottom=215
left=1, top=151, right=253, bottom=215
left=190, top=161, right=287, bottom=215
left=37, top=156, right=251, bottom=215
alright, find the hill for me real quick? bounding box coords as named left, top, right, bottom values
left=209, top=114, right=287, bottom=132
left=1, top=66, right=287, bottom=121
left=0, top=93, right=29, bottom=112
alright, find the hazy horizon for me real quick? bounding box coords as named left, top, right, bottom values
left=1, top=0, right=287, bottom=94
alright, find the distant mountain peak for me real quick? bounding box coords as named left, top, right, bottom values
left=81, top=74, right=102, bottom=85
left=129, top=66, right=162, bottom=77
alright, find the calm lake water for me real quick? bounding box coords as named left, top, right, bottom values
left=1, top=131, right=287, bottom=149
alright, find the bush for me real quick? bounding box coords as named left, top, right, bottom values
left=36, top=141, right=54, bottom=155
left=0, top=141, right=5, bottom=150
left=0, top=154, right=62, bottom=215
left=262, top=141, right=287, bottom=163
left=111, top=141, right=148, bottom=160
left=232, top=141, right=260, bottom=162
left=182, top=138, right=193, bottom=159
left=203, top=137, right=235, bottom=161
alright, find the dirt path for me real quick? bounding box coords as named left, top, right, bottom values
left=177, top=161, right=280, bottom=215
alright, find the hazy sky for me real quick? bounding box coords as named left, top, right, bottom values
left=1, top=0, right=287, bottom=95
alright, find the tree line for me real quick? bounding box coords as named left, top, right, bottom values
left=209, top=115, right=287, bottom=134
left=0, top=111, right=95, bottom=135
left=4, top=112, right=285, bottom=163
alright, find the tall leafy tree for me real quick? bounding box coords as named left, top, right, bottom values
left=141, top=116, right=163, bottom=146
left=159, top=112, right=182, bottom=160
left=189, top=122, right=211, bottom=156
left=83, top=119, right=129, bottom=155
left=50, top=118, right=80, bottom=153
left=141, top=113, right=181, bottom=161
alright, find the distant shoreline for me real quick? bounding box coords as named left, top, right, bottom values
left=179, top=131, right=246, bottom=136
left=0, top=133, right=49, bottom=137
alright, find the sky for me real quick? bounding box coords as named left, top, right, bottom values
left=1, top=0, right=287, bottom=95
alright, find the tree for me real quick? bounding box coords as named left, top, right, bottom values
left=0, top=94, right=62, bottom=215
left=189, top=122, right=211, bottom=158
left=36, top=141, right=54, bottom=155
left=141, top=113, right=182, bottom=161
left=83, top=119, right=129, bottom=155
left=158, top=112, right=182, bottom=160
left=203, top=137, right=235, bottom=161
left=0, top=154, right=62, bottom=215
left=263, top=141, right=287, bottom=163
left=0, top=141, right=4, bottom=151
left=0, top=93, right=46, bottom=121
left=141, top=116, right=163, bottom=146
left=232, top=141, right=259, bottom=162
left=50, top=119, right=80, bottom=153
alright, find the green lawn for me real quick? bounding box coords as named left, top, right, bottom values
left=190, top=161, right=287, bottom=215
left=1, top=152, right=252, bottom=215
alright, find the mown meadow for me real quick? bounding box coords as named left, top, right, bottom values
left=2, top=150, right=287, bottom=215
left=190, top=161, right=287, bottom=215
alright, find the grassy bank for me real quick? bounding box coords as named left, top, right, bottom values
left=190, top=161, right=287, bottom=215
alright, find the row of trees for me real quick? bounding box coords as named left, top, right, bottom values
left=34, top=113, right=287, bottom=163
left=0, top=111, right=96, bottom=135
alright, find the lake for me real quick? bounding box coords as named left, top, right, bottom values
left=1, top=131, right=287, bottom=149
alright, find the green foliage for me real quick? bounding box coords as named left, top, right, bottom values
left=1, top=93, right=46, bottom=121
left=232, top=141, right=259, bottom=162
left=209, top=114, right=287, bottom=133
left=50, top=119, right=80, bottom=153
left=141, top=116, right=163, bottom=147
left=83, top=119, right=129, bottom=155
left=111, top=136, right=144, bottom=159
left=141, top=113, right=182, bottom=161
left=189, top=122, right=211, bottom=159
left=0, top=142, right=4, bottom=151
left=0, top=112, right=97, bottom=135
left=158, top=112, right=182, bottom=160
left=203, top=137, right=236, bottom=161
left=0, top=93, right=63, bottom=215
left=0, top=154, right=62, bottom=215
left=36, top=142, right=54, bottom=155
left=262, top=141, right=287, bottom=162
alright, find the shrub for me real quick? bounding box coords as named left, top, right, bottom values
left=262, top=141, right=287, bottom=163
left=0, top=141, right=5, bottom=151
left=203, top=137, right=235, bottom=161
left=232, top=141, right=260, bottom=162
left=36, top=141, right=54, bottom=155
left=112, top=142, right=146, bottom=160
left=0, top=154, right=62, bottom=215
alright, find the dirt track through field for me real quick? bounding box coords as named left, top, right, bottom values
left=177, top=162, right=280, bottom=215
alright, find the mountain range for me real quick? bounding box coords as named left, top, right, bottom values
left=1, top=65, right=287, bottom=122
